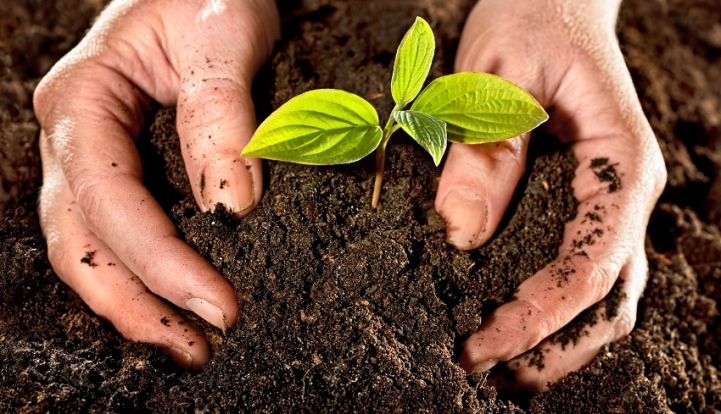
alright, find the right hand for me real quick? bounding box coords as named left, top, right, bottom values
left=34, top=0, right=279, bottom=369
left=440, top=0, right=665, bottom=391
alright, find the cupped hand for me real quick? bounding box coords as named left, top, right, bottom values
left=437, top=0, right=666, bottom=391
left=34, top=0, right=279, bottom=369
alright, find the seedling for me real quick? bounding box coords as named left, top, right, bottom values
left=242, top=17, right=548, bottom=208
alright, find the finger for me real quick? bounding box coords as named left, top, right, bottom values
left=457, top=134, right=656, bottom=372
left=39, top=161, right=210, bottom=369
left=169, top=1, right=280, bottom=218
left=458, top=203, right=624, bottom=373
left=435, top=134, right=529, bottom=250
left=176, top=66, right=262, bottom=218
left=439, top=10, right=547, bottom=252
left=36, top=67, right=240, bottom=330
left=488, top=244, right=646, bottom=392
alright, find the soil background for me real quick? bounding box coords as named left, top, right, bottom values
left=2, top=0, right=721, bottom=412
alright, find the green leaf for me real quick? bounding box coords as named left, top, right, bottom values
left=393, top=111, right=447, bottom=166
left=410, top=72, right=548, bottom=144
left=242, top=89, right=383, bottom=165
left=391, top=17, right=435, bottom=107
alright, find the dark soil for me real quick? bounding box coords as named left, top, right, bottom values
left=2, top=0, right=721, bottom=412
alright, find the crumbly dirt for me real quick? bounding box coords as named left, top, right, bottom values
left=2, top=0, right=721, bottom=412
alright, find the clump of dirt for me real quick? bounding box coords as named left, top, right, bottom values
left=2, top=0, right=721, bottom=412
left=590, top=158, right=622, bottom=193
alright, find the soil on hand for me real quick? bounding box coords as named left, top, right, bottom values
left=2, top=0, right=721, bottom=412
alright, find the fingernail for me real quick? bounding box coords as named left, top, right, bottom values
left=437, top=188, right=488, bottom=250
left=201, top=157, right=255, bottom=215
left=169, top=347, right=193, bottom=369
left=186, top=297, right=226, bottom=331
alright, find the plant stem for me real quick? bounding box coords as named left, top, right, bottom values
left=372, top=104, right=403, bottom=208
left=371, top=138, right=389, bottom=208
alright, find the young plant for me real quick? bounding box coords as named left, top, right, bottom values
left=242, top=17, right=548, bottom=208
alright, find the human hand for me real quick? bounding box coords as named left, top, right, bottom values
left=435, top=0, right=666, bottom=391
left=34, top=0, right=279, bottom=369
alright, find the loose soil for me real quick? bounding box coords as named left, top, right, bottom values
left=2, top=0, right=721, bottom=412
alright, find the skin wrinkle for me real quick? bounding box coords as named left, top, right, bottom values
left=93, top=74, right=147, bottom=138
left=61, top=128, right=144, bottom=195
left=39, top=197, right=64, bottom=257
left=41, top=65, right=146, bottom=147
left=101, top=33, right=177, bottom=104
left=152, top=5, right=179, bottom=104
left=515, top=299, right=555, bottom=354
left=486, top=134, right=527, bottom=166
left=177, top=78, right=256, bottom=181
left=175, top=1, right=278, bottom=84
left=49, top=118, right=77, bottom=170
left=560, top=204, right=628, bottom=275
left=459, top=1, right=665, bottom=372
left=72, top=174, right=143, bottom=238
left=505, top=248, right=645, bottom=390
left=581, top=256, right=618, bottom=306
left=70, top=0, right=142, bottom=62
left=556, top=1, right=650, bottom=148
left=33, top=0, right=664, bottom=380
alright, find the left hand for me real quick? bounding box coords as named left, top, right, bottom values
left=435, top=0, right=666, bottom=391
left=34, top=0, right=280, bottom=369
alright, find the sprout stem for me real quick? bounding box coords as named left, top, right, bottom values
left=372, top=104, right=403, bottom=208
left=372, top=142, right=387, bottom=208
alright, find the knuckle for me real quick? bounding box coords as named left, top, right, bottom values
left=488, top=135, right=527, bottom=167
left=179, top=79, right=252, bottom=131
left=651, top=154, right=667, bottom=198
left=33, top=72, right=73, bottom=126
left=45, top=231, right=73, bottom=280
left=583, top=260, right=616, bottom=304
left=33, top=78, right=52, bottom=118
left=525, top=323, right=551, bottom=353
left=33, top=59, right=85, bottom=124
left=517, top=299, right=554, bottom=351
left=74, top=179, right=110, bottom=233
left=638, top=131, right=667, bottom=199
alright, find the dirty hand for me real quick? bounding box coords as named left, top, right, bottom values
left=34, top=0, right=279, bottom=369
left=436, top=0, right=666, bottom=391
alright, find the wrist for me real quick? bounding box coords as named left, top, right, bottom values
left=479, top=0, right=621, bottom=21
left=468, top=0, right=622, bottom=40
left=455, top=0, right=624, bottom=106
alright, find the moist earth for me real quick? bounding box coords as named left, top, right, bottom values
left=2, top=0, right=721, bottom=412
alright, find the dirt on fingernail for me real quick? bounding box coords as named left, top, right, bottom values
left=2, top=0, right=721, bottom=413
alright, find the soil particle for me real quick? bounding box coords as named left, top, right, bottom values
left=584, top=211, right=602, bottom=223
left=2, top=0, right=721, bottom=412
left=550, top=279, right=626, bottom=351
left=80, top=250, right=98, bottom=268
left=590, top=158, right=622, bottom=193
left=527, top=348, right=546, bottom=371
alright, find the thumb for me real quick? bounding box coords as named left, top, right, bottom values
left=170, top=1, right=279, bottom=218
left=178, top=74, right=262, bottom=218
